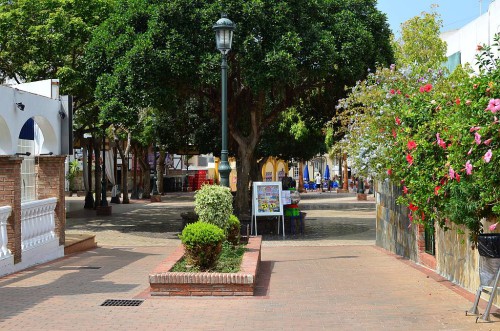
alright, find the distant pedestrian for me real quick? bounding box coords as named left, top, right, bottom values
left=315, top=173, right=322, bottom=192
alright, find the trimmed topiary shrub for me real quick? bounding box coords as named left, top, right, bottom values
left=226, top=214, right=241, bottom=246
left=194, top=184, right=233, bottom=230
left=179, top=221, right=225, bottom=270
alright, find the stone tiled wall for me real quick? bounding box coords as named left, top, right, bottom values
left=376, top=180, right=500, bottom=306
left=375, top=180, right=418, bottom=262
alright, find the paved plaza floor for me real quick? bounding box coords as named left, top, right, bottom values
left=0, top=192, right=499, bottom=330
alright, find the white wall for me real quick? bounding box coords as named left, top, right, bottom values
left=442, top=1, right=500, bottom=72
left=0, top=80, right=67, bottom=155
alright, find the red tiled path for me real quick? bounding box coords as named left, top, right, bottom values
left=0, top=244, right=498, bottom=330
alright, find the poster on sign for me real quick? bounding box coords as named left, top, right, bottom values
left=251, top=181, right=285, bottom=237
left=253, top=182, right=283, bottom=215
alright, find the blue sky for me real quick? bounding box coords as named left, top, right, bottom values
left=377, top=0, right=493, bottom=35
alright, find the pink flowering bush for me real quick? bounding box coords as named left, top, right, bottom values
left=336, top=35, right=500, bottom=243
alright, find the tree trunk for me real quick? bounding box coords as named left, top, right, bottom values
left=235, top=144, right=254, bottom=216
left=137, top=145, right=151, bottom=199
left=158, top=150, right=165, bottom=194
left=113, top=129, right=131, bottom=204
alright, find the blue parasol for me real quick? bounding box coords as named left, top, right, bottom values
left=324, top=165, right=330, bottom=180
left=303, top=165, right=310, bottom=182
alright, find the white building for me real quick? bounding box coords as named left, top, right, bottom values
left=442, top=0, right=500, bottom=72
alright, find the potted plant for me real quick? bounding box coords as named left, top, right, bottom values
left=66, top=159, right=81, bottom=196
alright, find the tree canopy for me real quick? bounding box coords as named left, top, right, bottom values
left=86, top=0, right=394, bottom=213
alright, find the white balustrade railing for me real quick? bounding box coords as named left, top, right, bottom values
left=0, top=206, right=12, bottom=259
left=21, top=198, right=57, bottom=251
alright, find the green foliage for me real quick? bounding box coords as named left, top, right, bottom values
left=179, top=221, right=225, bottom=270
left=86, top=0, right=394, bottom=213
left=66, top=159, right=81, bottom=191
left=194, top=184, right=233, bottom=230
left=392, top=6, right=447, bottom=76
left=334, top=7, right=500, bottom=243
left=226, top=214, right=241, bottom=246
left=171, top=241, right=245, bottom=273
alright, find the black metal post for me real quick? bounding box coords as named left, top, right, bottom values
left=219, top=53, right=231, bottom=187
left=100, top=131, right=108, bottom=207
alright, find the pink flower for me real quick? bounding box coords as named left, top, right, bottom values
left=406, top=154, right=414, bottom=165
left=470, top=126, right=480, bottom=132
left=467, top=147, right=473, bottom=155
left=408, top=203, right=418, bottom=211
left=484, top=138, right=492, bottom=145
left=390, top=89, right=395, bottom=94
left=419, top=84, right=433, bottom=93
left=392, top=128, right=397, bottom=138
left=456, top=98, right=460, bottom=105
left=486, top=98, right=500, bottom=113
left=483, top=149, right=493, bottom=163
left=436, top=133, right=446, bottom=149
left=407, top=140, right=417, bottom=150
left=449, top=167, right=455, bottom=179
left=466, top=100, right=472, bottom=106
left=387, top=169, right=392, bottom=175
left=465, top=160, right=473, bottom=175
left=456, top=173, right=461, bottom=183
left=475, top=132, right=481, bottom=145
left=408, top=213, right=413, bottom=222
left=490, top=222, right=499, bottom=231
left=403, top=186, right=408, bottom=194
left=494, top=116, right=499, bottom=124
left=395, top=117, right=401, bottom=125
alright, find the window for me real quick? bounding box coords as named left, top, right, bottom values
left=18, top=139, right=36, bottom=202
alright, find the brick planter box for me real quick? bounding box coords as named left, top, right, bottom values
left=149, top=236, right=262, bottom=296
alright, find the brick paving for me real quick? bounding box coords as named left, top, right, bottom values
left=0, top=192, right=498, bottom=330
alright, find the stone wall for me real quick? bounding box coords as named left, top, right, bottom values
left=376, top=180, right=500, bottom=306
left=375, top=180, right=418, bottom=262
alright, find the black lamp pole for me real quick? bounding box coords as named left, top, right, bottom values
left=100, top=130, right=108, bottom=207
left=213, top=14, right=235, bottom=187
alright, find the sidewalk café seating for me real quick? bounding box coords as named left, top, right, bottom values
left=303, top=182, right=310, bottom=190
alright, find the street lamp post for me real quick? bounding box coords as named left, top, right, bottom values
left=100, top=130, right=108, bottom=207
left=213, top=14, right=235, bottom=187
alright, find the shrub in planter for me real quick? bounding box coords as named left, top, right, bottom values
left=226, top=214, right=241, bottom=246
left=179, top=221, right=225, bottom=270
left=194, top=184, right=233, bottom=229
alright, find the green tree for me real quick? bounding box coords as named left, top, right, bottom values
left=392, top=6, right=447, bottom=76
left=87, top=0, right=393, bottom=214
left=0, top=0, right=114, bottom=112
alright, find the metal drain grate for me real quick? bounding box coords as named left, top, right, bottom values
left=100, top=299, right=144, bottom=307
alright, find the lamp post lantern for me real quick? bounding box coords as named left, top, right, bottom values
left=213, top=14, right=235, bottom=187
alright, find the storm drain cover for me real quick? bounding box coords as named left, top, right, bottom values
left=100, top=299, right=144, bottom=307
